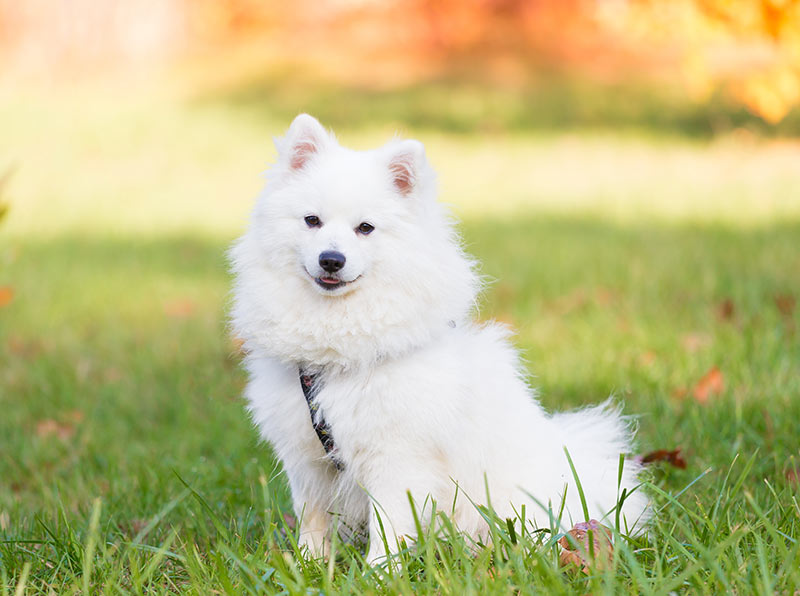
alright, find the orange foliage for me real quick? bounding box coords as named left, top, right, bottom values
left=616, top=0, right=800, bottom=121
left=1, top=0, right=798, bottom=121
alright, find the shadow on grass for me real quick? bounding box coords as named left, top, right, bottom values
left=194, top=66, right=800, bottom=138
left=3, top=215, right=798, bottom=414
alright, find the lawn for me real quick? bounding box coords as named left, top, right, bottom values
left=1, top=79, right=799, bottom=593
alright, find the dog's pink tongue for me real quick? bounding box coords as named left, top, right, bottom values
left=321, top=277, right=339, bottom=284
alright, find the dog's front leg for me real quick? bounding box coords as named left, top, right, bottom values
left=296, top=503, right=331, bottom=558
left=363, top=464, right=436, bottom=566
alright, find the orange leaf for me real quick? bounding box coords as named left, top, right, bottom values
left=0, top=286, right=13, bottom=308
left=692, top=366, right=725, bottom=403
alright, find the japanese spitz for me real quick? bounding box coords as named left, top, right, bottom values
left=230, top=114, right=648, bottom=563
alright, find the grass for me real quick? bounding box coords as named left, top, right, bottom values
left=1, top=76, right=799, bottom=592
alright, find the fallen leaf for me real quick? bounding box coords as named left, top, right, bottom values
left=558, top=519, right=613, bottom=574
left=786, top=467, right=799, bottom=485
left=164, top=299, right=196, bottom=318
left=775, top=294, right=796, bottom=317
left=716, top=298, right=735, bottom=321
left=0, top=286, right=13, bottom=308
left=35, top=419, right=75, bottom=440
left=641, top=448, right=687, bottom=469
left=681, top=332, right=711, bottom=353
left=692, top=366, right=724, bottom=404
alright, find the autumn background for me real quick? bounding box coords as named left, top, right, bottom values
left=1, top=1, right=799, bottom=593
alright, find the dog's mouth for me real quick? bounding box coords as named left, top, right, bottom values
left=315, top=275, right=348, bottom=291
left=309, top=273, right=361, bottom=292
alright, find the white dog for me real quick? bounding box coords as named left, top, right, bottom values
left=229, top=114, right=648, bottom=564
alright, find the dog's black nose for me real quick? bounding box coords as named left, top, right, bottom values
left=319, top=250, right=346, bottom=273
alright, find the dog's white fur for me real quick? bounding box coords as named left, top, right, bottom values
left=230, top=114, right=648, bottom=563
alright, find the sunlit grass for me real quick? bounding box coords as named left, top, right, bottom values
left=1, top=85, right=800, bottom=239
left=1, top=81, right=799, bottom=592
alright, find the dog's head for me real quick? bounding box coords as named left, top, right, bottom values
left=232, top=114, right=478, bottom=366
left=252, top=114, right=440, bottom=297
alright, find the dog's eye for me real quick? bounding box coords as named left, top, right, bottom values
left=304, top=215, right=321, bottom=228
left=357, top=222, right=374, bottom=235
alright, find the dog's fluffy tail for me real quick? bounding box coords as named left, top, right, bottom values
left=549, top=400, right=650, bottom=534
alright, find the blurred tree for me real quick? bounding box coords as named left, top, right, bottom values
left=603, top=0, right=800, bottom=122
left=1, top=0, right=798, bottom=122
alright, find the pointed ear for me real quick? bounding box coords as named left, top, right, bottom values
left=387, top=139, right=427, bottom=197
left=277, top=114, right=330, bottom=171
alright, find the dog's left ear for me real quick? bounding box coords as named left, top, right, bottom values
left=387, top=140, right=429, bottom=197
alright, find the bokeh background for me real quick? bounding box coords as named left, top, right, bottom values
left=1, top=1, right=799, bottom=591
left=3, top=0, right=800, bottom=236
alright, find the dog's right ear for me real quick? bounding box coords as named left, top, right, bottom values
left=275, top=114, right=330, bottom=172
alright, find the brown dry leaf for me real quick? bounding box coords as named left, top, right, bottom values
left=164, top=299, right=196, bottom=318
left=36, top=419, right=75, bottom=440
left=558, top=519, right=613, bottom=574
left=641, top=448, right=687, bottom=469
left=716, top=299, right=735, bottom=321
left=681, top=332, right=711, bottom=353
left=786, top=467, right=799, bottom=485
left=775, top=294, right=796, bottom=317
left=0, top=286, right=13, bottom=308
left=692, top=366, right=724, bottom=404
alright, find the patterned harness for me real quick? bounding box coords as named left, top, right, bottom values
left=299, top=370, right=345, bottom=471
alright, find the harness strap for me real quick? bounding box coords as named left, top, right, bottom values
left=299, top=370, right=344, bottom=471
